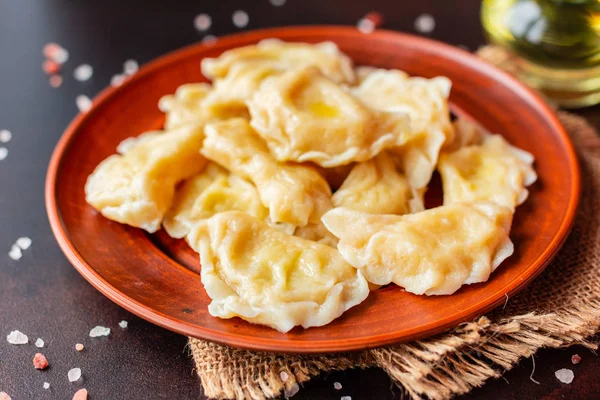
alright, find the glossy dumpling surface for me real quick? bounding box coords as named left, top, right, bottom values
left=163, top=163, right=268, bottom=239
left=188, top=211, right=369, bottom=332
left=248, top=67, right=411, bottom=167
left=158, top=84, right=213, bottom=130
left=322, top=202, right=514, bottom=295
left=201, top=118, right=332, bottom=227
left=438, top=134, right=537, bottom=210
left=85, top=124, right=207, bottom=233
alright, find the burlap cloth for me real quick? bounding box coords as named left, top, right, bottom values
left=188, top=46, right=600, bottom=400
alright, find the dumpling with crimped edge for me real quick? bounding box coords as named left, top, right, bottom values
left=322, top=202, right=514, bottom=296
left=294, top=222, right=338, bottom=247
left=162, top=163, right=268, bottom=239
left=352, top=68, right=454, bottom=189
left=158, top=83, right=212, bottom=130
left=248, top=67, right=411, bottom=167
left=438, top=134, right=537, bottom=210
left=201, top=118, right=332, bottom=227
left=188, top=211, right=369, bottom=332
left=332, top=152, right=424, bottom=215
left=85, top=124, right=207, bottom=233
left=201, top=38, right=356, bottom=84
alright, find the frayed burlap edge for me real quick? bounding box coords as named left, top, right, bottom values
left=189, top=47, right=600, bottom=400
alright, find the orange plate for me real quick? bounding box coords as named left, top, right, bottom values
left=45, top=27, right=580, bottom=353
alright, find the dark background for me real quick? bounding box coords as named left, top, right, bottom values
left=1, top=0, right=598, bottom=399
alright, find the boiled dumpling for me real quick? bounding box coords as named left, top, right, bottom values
left=201, top=38, right=356, bottom=84
left=85, top=124, right=207, bottom=233
left=322, top=202, right=514, bottom=295
left=248, top=67, right=411, bottom=167
left=188, top=211, right=369, bottom=332
left=201, top=118, right=332, bottom=227
left=158, top=83, right=213, bottom=130
left=294, top=222, right=338, bottom=247
left=332, top=152, right=423, bottom=215
left=163, top=163, right=268, bottom=239
left=438, top=134, right=537, bottom=210
left=352, top=69, right=454, bottom=189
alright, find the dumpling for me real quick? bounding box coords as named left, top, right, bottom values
left=322, top=202, right=514, bottom=295
left=332, top=152, right=423, bottom=215
left=201, top=38, right=356, bottom=84
left=188, top=211, right=369, bottom=332
left=163, top=163, right=268, bottom=239
left=158, top=83, right=212, bottom=130
left=294, top=222, right=338, bottom=247
left=438, top=134, right=537, bottom=210
left=312, top=163, right=355, bottom=191
left=116, top=131, right=162, bottom=154
left=248, top=67, right=411, bottom=167
left=201, top=118, right=332, bottom=227
left=352, top=69, right=454, bottom=189
left=85, top=124, right=207, bottom=233
left=443, top=116, right=487, bottom=152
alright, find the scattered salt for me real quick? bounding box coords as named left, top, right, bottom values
left=202, top=35, right=218, bottom=45
left=279, top=371, right=289, bottom=382
left=33, top=353, right=49, bottom=370
left=333, top=382, right=342, bottom=390
left=16, top=237, right=32, bottom=250
left=8, top=245, right=21, bottom=260
left=118, top=320, right=128, bottom=329
left=284, top=382, right=299, bottom=398
left=0, top=392, right=11, bottom=400
left=42, top=59, right=61, bottom=75
left=571, top=354, right=582, bottom=364
left=232, top=10, right=249, bottom=28
left=0, top=147, right=7, bottom=161
left=270, top=0, right=287, bottom=6
left=74, top=64, right=93, bottom=82
left=73, top=388, right=88, bottom=400
left=194, top=13, right=212, bottom=32
left=68, top=367, right=82, bottom=382
left=89, top=326, right=111, bottom=337
left=414, top=13, right=436, bottom=33
left=357, top=18, right=375, bottom=34
left=43, top=382, right=50, bottom=389
left=44, top=43, right=69, bottom=64
left=555, top=368, right=574, bottom=384
left=123, top=59, right=139, bottom=76
left=75, top=343, right=84, bottom=351
left=49, top=75, right=63, bottom=88
left=7, top=330, right=28, bottom=344
left=111, top=74, right=126, bottom=87
left=35, top=338, right=44, bottom=348
left=76, top=95, right=92, bottom=113
left=0, top=129, right=11, bottom=143
left=341, top=397, right=352, bottom=400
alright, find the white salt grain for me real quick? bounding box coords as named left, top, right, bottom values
left=123, top=59, right=139, bottom=75
left=8, top=245, right=22, bottom=260
left=415, top=14, right=436, bottom=33
left=202, top=35, right=217, bottom=45
left=333, top=382, right=342, bottom=390
left=118, top=320, right=128, bottom=329
left=43, top=382, right=50, bottom=389
left=284, top=382, right=299, bottom=398
left=0, top=147, right=7, bottom=161
left=279, top=371, right=289, bottom=382
left=89, top=326, right=111, bottom=337
left=16, top=237, right=32, bottom=250
left=53, top=47, right=69, bottom=64
left=232, top=10, right=249, bottom=28
left=0, top=129, right=11, bottom=143
left=194, top=13, right=212, bottom=32
left=270, top=0, right=287, bottom=6
left=76, top=95, right=92, bottom=113
left=341, top=397, right=352, bottom=400
left=74, top=64, right=93, bottom=82
left=357, top=18, right=375, bottom=34
left=111, top=74, right=126, bottom=87
left=555, top=368, right=574, bottom=384
left=7, top=330, right=28, bottom=344
left=68, top=367, right=82, bottom=382
left=35, top=338, right=44, bottom=348
left=75, top=343, right=84, bottom=351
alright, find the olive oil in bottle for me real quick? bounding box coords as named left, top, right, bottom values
left=481, top=0, right=600, bottom=107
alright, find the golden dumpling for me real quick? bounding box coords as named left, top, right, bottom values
left=85, top=124, right=207, bottom=233
left=201, top=38, right=356, bottom=84
left=188, top=211, right=369, bottom=332
left=248, top=67, right=411, bottom=167
left=332, top=152, right=423, bottom=215
left=352, top=69, right=454, bottom=189
left=158, top=83, right=212, bottom=130
left=163, top=163, right=268, bottom=239
left=322, top=202, right=514, bottom=295
left=438, top=134, right=537, bottom=210
left=294, top=222, right=338, bottom=247
left=201, top=118, right=332, bottom=227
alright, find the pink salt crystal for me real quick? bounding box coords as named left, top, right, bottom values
left=72, top=388, right=88, bottom=400
left=49, top=75, right=63, bottom=88
left=279, top=371, right=289, bottom=382
left=194, top=14, right=212, bottom=32
left=571, top=354, right=581, bottom=364
left=42, top=59, right=61, bottom=75
left=75, top=343, right=84, bottom=351
left=43, top=43, right=69, bottom=64
left=33, top=353, right=49, bottom=370
left=0, top=392, right=11, bottom=400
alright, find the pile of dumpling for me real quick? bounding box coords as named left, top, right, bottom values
left=85, top=39, right=537, bottom=333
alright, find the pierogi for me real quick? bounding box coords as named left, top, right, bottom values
left=85, top=124, right=207, bottom=233
left=322, top=202, right=514, bottom=295
left=188, top=211, right=369, bottom=332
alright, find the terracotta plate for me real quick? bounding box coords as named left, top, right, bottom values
left=46, top=27, right=580, bottom=353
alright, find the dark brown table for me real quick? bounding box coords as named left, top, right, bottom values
left=1, top=1, right=598, bottom=399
